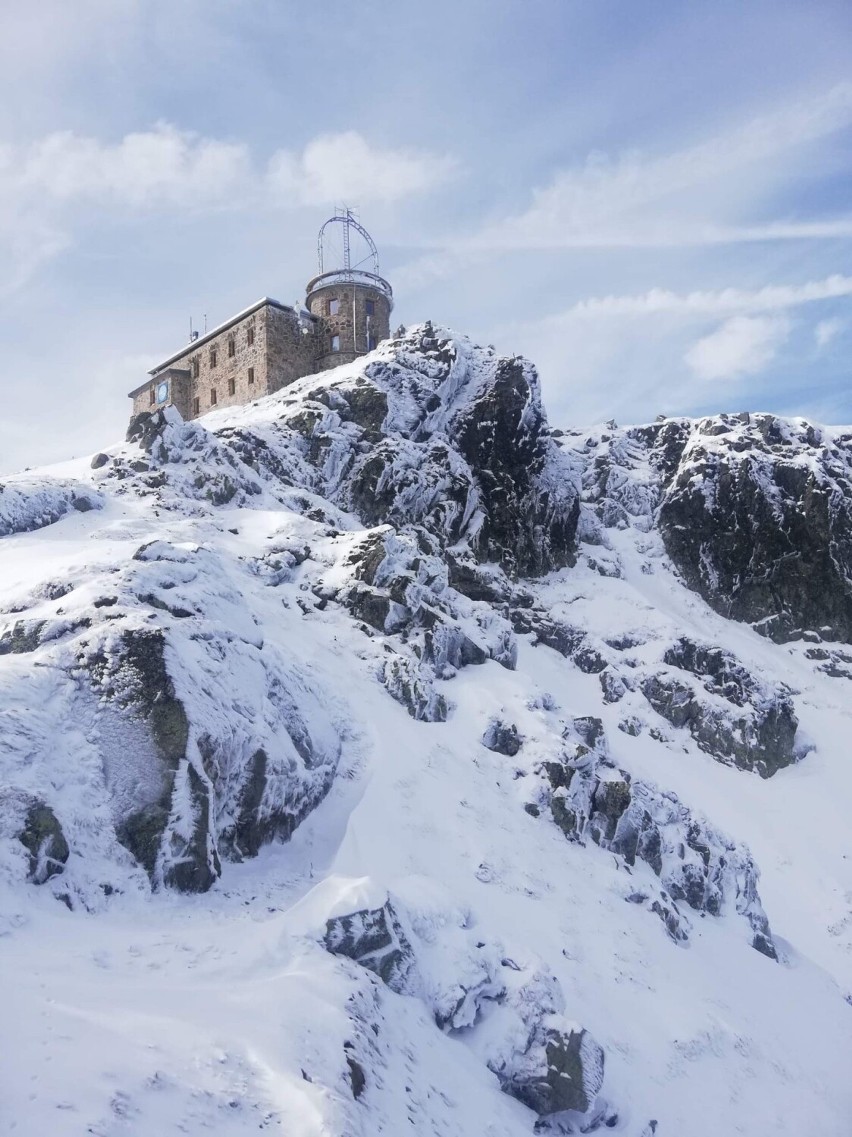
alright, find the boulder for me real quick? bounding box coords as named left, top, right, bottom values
left=324, top=901, right=415, bottom=994
left=482, top=719, right=522, bottom=757
left=18, top=799, right=69, bottom=884
left=501, top=1023, right=605, bottom=1117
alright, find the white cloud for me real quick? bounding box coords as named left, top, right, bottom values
left=19, top=123, right=251, bottom=208
left=0, top=125, right=456, bottom=295
left=685, top=315, right=790, bottom=382
left=465, top=83, right=852, bottom=251
left=553, top=274, right=852, bottom=322
left=815, top=317, right=846, bottom=350
left=267, top=131, right=458, bottom=206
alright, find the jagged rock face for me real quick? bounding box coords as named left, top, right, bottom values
left=320, top=894, right=609, bottom=1124
left=113, top=327, right=581, bottom=581
left=7, top=329, right=850, bottom=1134
left=642, top=637, right=799, bottom=778
left=636, top=415, right=852, bottom=643
left=450, top=357, right=578, bottom=575
left=541, top=718, right=776, bottom=956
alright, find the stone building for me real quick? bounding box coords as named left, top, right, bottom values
left=128, top=212, right=393, bottom=424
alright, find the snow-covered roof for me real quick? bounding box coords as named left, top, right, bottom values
left=147, top=297, right=316, bottom=376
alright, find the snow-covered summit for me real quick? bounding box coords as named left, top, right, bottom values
left=2, top=326, right=852, bottom=1135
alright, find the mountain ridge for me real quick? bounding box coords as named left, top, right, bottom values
left=1, top=324, right=851, bottom=1135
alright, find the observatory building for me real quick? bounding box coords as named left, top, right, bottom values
left=128, top=211, right=393, bottom=424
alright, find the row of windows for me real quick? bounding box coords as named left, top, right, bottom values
left=327, top=298, right=376, bottom=317
left=328, top=333, right=378, bottom=353
left=191, top=367, right=255, bottom=415
left=189, top=325, right=255, bottom=377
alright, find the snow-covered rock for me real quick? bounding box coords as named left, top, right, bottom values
left=2, top=328, right=852, bottom=1136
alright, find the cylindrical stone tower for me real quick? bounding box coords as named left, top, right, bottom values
left=305, top=211, right=393, bottom=371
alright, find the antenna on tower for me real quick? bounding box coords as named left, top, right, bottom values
left=316, top=207, right=380, bottom=278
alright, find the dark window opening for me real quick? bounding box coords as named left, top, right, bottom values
left=210, top=348, right=218, bottom=368
left=329, top=298, right=340, bottom=316
left=248, top=367, right=255, bottom=385
left=193, top=397, right=200, bottom=416
left=191, top=357, right=200, bottom=379
left=367, top=334, right=377, bottom=350
left=331, top=334, right=340, bottom=352
left=210, top=388, right=217, bottom=405
left=247, top=326, right=255, bottom=346
left=149, top=388, right=156, bottom=405
left=228, top=338, right=235, bottom=358
left=228, top=378, right=236, bottom=396
left=365, top=299, right=375, bottom=316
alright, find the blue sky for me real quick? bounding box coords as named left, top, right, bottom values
left=2, top=0, right=852, bottom=471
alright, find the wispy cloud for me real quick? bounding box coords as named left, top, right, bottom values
left=457, top=84, right=852, bottom=252
left=685, top=315, right=790, bottom=382
left=815, top=317, right=846, bottom=350
left=541, top=274, right=852, bottom=323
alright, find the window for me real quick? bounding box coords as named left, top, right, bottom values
left=149, top=388, right=156, bottom=405
left=247, top=326, right=255, bottom=346
left=367, top=333, right=377, bottom=350
left=248, top=367, right=255, bottom=385
left=228, top=337, right=235, bottom=358
left=191, top=357, right=200, bottom=379
left=210, top=388, right=218, bottom=405
left=331, top=334, right=340, bottom=352
left=228, top=378, right=236, bottom=396
left=329, top=298, right=340, bottom=316
left=193, top=397, right=200, bottom=416
left=210, top=348, right=218, bottom=368
left=365, top=299, right=375, bottom=316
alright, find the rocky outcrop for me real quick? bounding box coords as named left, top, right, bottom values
left=655, top=416, right=852, bottom=643
left=0, top=476, right=102, bottom=537
left=324, top=902, right=416, bottom=994
left=501, top=1023, right=605, bottom=1117
left=641, top=637, right=800, bottom=778
left=481, top=719, right=522, bottom=756
left=541, top=718, right=776, bottom=957
left=114, top=328, right=581, bottom=580
left=321, top=894, right=611, bottom=1125
left=17, top=798, right=69, bottom=884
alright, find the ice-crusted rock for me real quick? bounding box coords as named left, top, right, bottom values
left=0, top=475, right=102, bottom=537
left=572, top=413, right=852, bottom=644
left=324, top=901, right=417, bottom=994
left=502, top=1023, right=605, bottom=1118
left=0, top=529, right=343, bottom=900
left=656, top=415, right=852, bottom=643
left=482, top=719, right=523, bottom=757
left=541, top=719, right=776, bottom=957
left=321, top=890, right=610, bottom=1123
left=10, top=795, right=70, bottom=884
left=113, top=327, right=581, bottom=578
left=640, top=637, right=800, bottom=778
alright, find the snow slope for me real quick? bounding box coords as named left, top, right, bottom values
left=1, top=327, right=851, bottom=1136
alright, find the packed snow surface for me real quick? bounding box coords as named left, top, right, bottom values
left=1, top=328, right=852, bottom=1136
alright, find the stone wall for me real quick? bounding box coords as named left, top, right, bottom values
left=265, top=307, right=324, bottom=394
left=306, top=283, right=391, bottom=371
left=130, top=368, right=192, bottom=420
left=128, top=288, right=390, bottom=427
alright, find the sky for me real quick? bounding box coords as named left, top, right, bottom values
left=1, top=0, right=852, bottom=472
